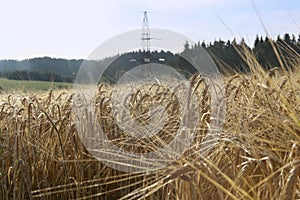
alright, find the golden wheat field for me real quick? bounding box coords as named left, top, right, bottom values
left=0, top=51, right=300, bottom=200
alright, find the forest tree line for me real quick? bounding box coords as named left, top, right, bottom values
left=184, top=33, right=300, bottom=73
left=0, top=33, right=299, bottom=82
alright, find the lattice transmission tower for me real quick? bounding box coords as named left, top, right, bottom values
left=141, top=11, right=154, bottom=62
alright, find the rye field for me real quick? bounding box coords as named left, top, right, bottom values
left=0, top=49, right=299, bottom=200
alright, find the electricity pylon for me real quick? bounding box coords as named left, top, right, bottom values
left=141, top=11, right=152, bottom=62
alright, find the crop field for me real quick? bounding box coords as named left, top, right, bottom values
left=0, top=78, right=73, bottom=92
left=0, top=51, right=300, bottom=199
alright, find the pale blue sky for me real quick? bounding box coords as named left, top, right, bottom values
left=0, top=0, right=299, bottom=59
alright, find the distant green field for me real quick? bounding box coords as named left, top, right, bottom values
left=0, top=78, right=73, bottom=92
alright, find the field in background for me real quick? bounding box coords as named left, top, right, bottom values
left=0, top=78, right=73, bottom=92
left=0, top=47, right=299, bottom=199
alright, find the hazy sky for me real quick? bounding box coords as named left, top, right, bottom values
left=0, top=0, right=299, bottom=60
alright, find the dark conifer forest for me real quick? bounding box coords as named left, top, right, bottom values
left=0, top=33, right=299, bottom=83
